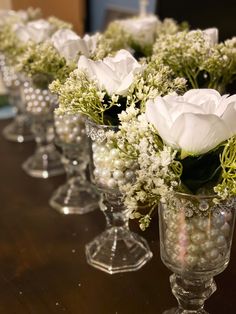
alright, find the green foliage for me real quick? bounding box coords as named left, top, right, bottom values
left=214, top=136, right=236, bottom=199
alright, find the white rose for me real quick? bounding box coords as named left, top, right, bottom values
left=83, top=33, right=100, bottom=55
left=145, top=89, right=236, bottom=156
left=51, top=30, right=100, bottom=62
left=77, top=49, right=142, bottom=96
left=25, top=19, right=54, bottom=43
left=119, top=15, right=160, bottom=45
left=203, top=28, right=219, bottom=46
left=14, top=23, right=32, bottom=42
left=51, top=29, right=88, bottom=61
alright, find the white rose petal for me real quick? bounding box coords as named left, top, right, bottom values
left=145, top=89, right=236, bottom=155
left=26, top=19, right=54, bottom=43
left=51, top=30, right=99, bottom=62
left=77, top=49, right=142, bottom=96
left=15, top=19, right=54, bottom=43
left=119, top=15, right=160, bottom=45
left=203, top=27, right=219, bottom=46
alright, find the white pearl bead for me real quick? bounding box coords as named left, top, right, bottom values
left=76, top=136, right=81, bottom=142
left=118, top=179, right=128, bottom=186
left=185, top=223, right=194, bottom=233
left=125, top=160, right=133, bottom=168
left=100, top=146, right=106, bottom=153
left=107, top=178, right=117, bottom=189
left=201, top=240, right=214, bottom=251
left=178, top=233, right=189, bottom=246
left=125, top=170, right=135, bottom=180
left=205, top=248, right=219, bottom=260
left=213, top=216, right=225, bottom=228
left=187, top=244, right=199, bottom=255
left=113, top=170, right=124, bottom=180
left=198, top=256, right=207, bottom=267
left=166, top=230, right=176, bottom=242
left=195, top=218, right=209, bottom=231
left=168, top=221, right=178, bottom=232
left=93, top=168, right=100, bottom=177
left=186, top=255, right=198, bottom=267
left=173, top=244, right=183, bottom=255
left=221, top=223, right=230, bottom=237
left=101, top=169, right=111, bottom=178
left=114, top=159, right=124, bottom=169
left=104, top=155, right=112, bottom=164
left=110, top=148, right=119, bottom=157
left=92, top=143, right=97, bottom=150
left=216, top=235, right=227, bottom=247
left=209, top=229, right=219, bottom=239
left=191, top=232, right=206, bottom=244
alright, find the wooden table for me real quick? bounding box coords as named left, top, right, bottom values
left=0, top=119, right=235, bottom=314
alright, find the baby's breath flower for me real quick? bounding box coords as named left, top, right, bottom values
left=152, top=30, right=236, bottom=91
left=17, top=42, right=75, bottom=88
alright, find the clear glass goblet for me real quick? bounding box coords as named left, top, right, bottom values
left=85, top=119, right=153, bottom=274
left=159, top=193, right=236, bottom=314
left=0, top=55, right=33, bottom=143
left=49, top=113, right=100, bottom=214
left=22, top=80, right=64, bottom=178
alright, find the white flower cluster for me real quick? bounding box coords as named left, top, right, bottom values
left=106, top=106, right=182, bottom=230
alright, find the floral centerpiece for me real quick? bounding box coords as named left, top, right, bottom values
left=15, top=23, right=84, bottom=178
left=105, top=88, right=236, bottom=312
left=42, top=29, right=101, bottom=213
left=93, top=16, right=187, bottom=60
left=0, top=10, right=47, bottom=142
left=50, top=48, right=186, bottom=274
left=152, top=28, right=236, bottom=92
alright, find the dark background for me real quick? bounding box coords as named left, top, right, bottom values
left=156, top=0, right=236, bottom=41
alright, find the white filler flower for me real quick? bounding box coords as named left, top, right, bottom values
left=77, top=49, right=142, bottom=96
left=146, top=89, right=236, bottom=156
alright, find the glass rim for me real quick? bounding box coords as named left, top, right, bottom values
left=175, top=191, right=217, bottom=200
left=85, top=117, right=118, bottom=131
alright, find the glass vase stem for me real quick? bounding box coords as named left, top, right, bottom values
left=170, top=274, right=216, bottom=313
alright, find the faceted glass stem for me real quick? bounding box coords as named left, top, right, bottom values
left=85, top=192, right=152, bottom=274
left=49, top=142, right=99, bottom=214
left=22, top=115, right=64, bottom=178
left=168, top=274, right=216, bottom=314
left=102, top=193, right=129, bottom=229
left=2, top=87, right=33, bottom=143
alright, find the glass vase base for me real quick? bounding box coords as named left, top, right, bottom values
left=85, top=227, right=153, bottom=274
left=2, top=119, right=33, bottom=143
left=22, top=146, right=65, bottom=178
left=163, top=308, right=209, bottom=314
left=49, top=180, right=100, bottom=215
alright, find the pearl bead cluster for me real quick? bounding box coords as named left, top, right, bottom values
left=0, top=63, right=20, bottom=88
left=54, top=114, right=86, bottom=144
left=164, top=209, right=233, bottom=270
left=92, top=141, right=136, bottom=190
left=22, top=81, right=56, bottom=115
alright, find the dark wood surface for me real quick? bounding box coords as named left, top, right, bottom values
left=0, top=119, right=235, bottom=314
